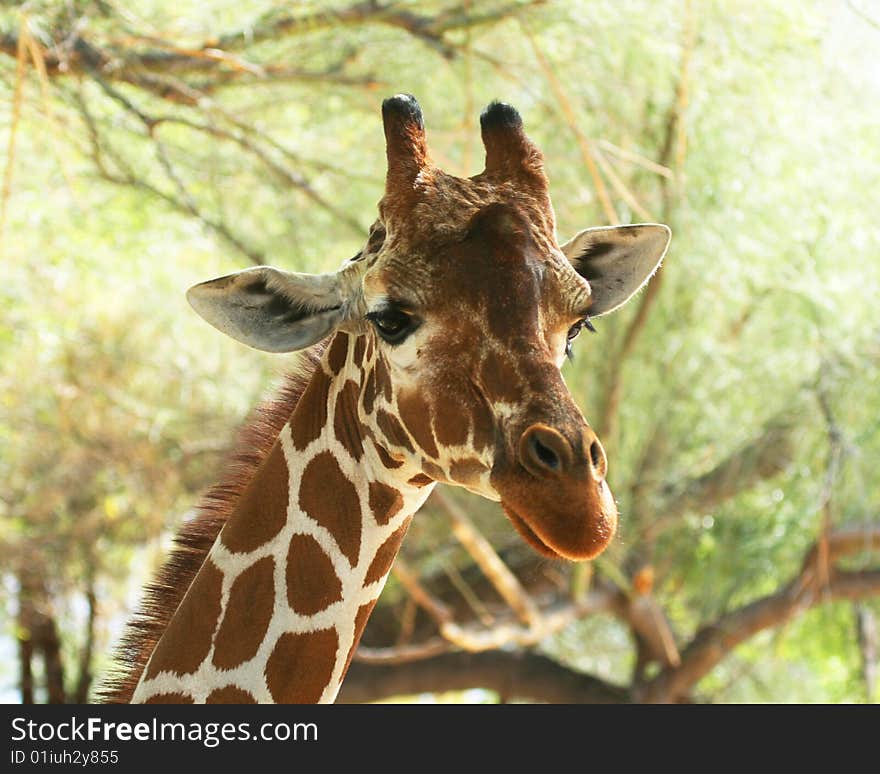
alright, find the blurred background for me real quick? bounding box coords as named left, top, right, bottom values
left=1, top=0, right=878, bottom=704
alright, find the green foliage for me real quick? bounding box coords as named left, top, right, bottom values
left=0, top=0, right=878, bottom=702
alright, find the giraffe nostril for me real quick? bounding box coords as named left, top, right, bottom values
left=589, top=439, right=606, bottom=478
left=519, top=424, right=571, bottom=478
left=532, top=436, right=560, bottom=470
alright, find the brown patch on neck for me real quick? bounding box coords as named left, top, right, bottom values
left=206, top=686, right=257, bottom=704
left=343, top=601, right=380, bottom=677
left=212, top=557, right=275, bottom=670
left=97, top=345, right=324, bottom=704
left=368, top=481, right=404, bottom=525
left=376, top=409, right=415, bottom=454
left=373, top=440, right=404, bottom=469
left=397, top=389, right=439, bottom=458
left=299, top=450, right=362, bottom=566
left=334, top=379, right=365, bottom=461
left=373, top=355, right=393, bottom=403
left=362, top=368, right=378, bottom=415
left=265, top=629, right=338, bottom=703
left=143, top=692, right=194, bottom=704
left=289, top=367, right=332, bottom=451
left=286, top=534, right=343, bottom=615
left=364, top=519, right=411, bottom=586
left=326, top=331, right=349, bottom=374
left=144, top=559, right=223, bottom=680
left=221, top=443, right=289, bottom=553
left=353, top=334, right=366, bottom=366
left=407, top=473, right=434, bottom=488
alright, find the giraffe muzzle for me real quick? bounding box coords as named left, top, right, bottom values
left=491, top=422, right=617, bottom=561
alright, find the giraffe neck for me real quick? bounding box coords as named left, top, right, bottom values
left=131, top=332, right=434, bottom=704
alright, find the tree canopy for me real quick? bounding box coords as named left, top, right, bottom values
left=1, top=0, right=879, bottom=703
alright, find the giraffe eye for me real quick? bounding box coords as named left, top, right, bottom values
left=366, top=308, right=418, bottom=345
left=565, top=317, right=595, bottom=361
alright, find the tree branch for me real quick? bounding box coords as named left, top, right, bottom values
left=638, top=524, right=880, bottom=702
left=339, top=650, right=629, bottom=703
left=433, top=489, right=541, bottom=627
left=596, top=0, right=697, bottom=440
left=642, top=416, right=797, bottom=541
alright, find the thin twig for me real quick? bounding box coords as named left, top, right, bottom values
left=596, top=0, right=697, bottom=441
left=592, top=144, right=654, bottom=221
left=23, top=25, right=78, bottom=198
left=392, top=559, right=454, bottom=628
left=440, top=559, right=495, bottom=626
left=518, top=18, right=618, bottom=224
left=596, top=138, right=674, bottom=179
left=0, top=14, right=28, bottom=252
left=432, top=489, right=541, bottom=627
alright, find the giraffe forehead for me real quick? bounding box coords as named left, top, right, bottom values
left=365, top=226, right=588, bottom=333
left=381, top=168, right=552, bottom=242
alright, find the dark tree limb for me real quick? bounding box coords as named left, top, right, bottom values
left=17, top=593, right=34, bottom=704
left=73, top=575, right=98, bottom=704
left=641, top=415, right=797, bottom=542
left=856, top=605, right=877, bottom=701
left=0, top=1, right=544, bottom=90
left=637, top=524, right=880, bottom=703
left=348, top=524, right=880, bottom=703
left=339, top=650, right=629, bottom=704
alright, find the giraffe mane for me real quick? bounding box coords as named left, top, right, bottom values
left=96, top=343, right=325, bottom=704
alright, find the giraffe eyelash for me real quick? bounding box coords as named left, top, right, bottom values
left=565, top=317, right=596, bottom=362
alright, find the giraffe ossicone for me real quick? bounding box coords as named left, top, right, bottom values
left=103, top=94, right=670, bottom=705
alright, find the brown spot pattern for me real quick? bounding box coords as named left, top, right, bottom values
left=265, top=629, right=338, bottom=704
left=145, top=561, right=223, bottom=678
left=471, top=410, right=495, bottom=452
left=144, top=692, right=194, bottom=704
left=362, top=368, right=378, bottom=415
left=212, top=557, right=275, bottom=670
left=344, top=601, right=378, bottom=675
left=422, top=461, right=445, bottom=482
left=374, top=441, right=404, bottom=469
left=368, top=481, right=404, bottom=525
left=480, top=350, right=522, bottom=403
left=334, top=379, right=364, bottom=461
left=286, top=534, right=343, bottom=615
left=376, top=409, right=415, bottom=453
left=397, top=389, right=439, bottom=458
left=450, top=458, right=489, bottom=486
left=299, top=451, right=362, bottom=566
left=289, top=367, right=331, bottom=451
left=353, top=334, right=366, bottom=366
left=327, top=332, right=349, bottom=374
left=364, top=519, right=411, bottom=586
left=221, top=443, right=289, bottom=553
left=408, top=473, right=434, bottom=488
left=206, top=686, right=257, bottom=704
left=373, top=356, right=393, bottom=402
left=432, top=391, right=469, bottom=446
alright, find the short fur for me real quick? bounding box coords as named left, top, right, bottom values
left=96, top=344, right=324, bottom=703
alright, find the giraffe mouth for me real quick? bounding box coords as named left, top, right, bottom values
left=498, top=474, right=618, bottom=562
left=502, top=502, right=564, bottom=560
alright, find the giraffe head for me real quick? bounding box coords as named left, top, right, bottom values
left=188, top=95, right=669, bottom=561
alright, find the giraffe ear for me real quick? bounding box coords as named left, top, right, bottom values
left=186, top=267, right=346, bottom=352
left=561, top=223, right=671, bottom=316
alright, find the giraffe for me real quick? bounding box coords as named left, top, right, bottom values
left=100, top=95, right=670, bottom=704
